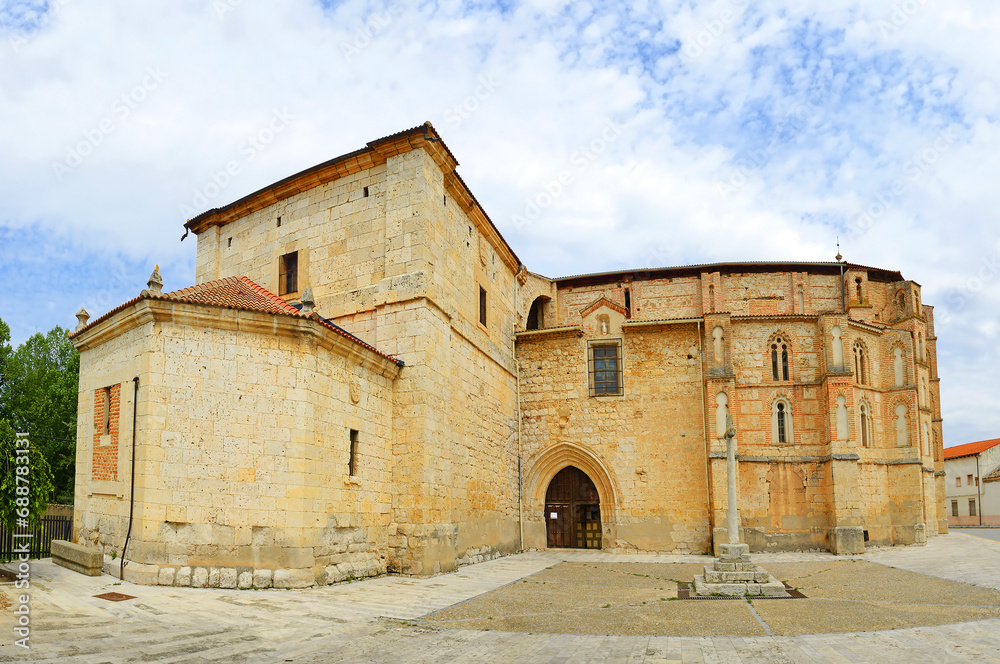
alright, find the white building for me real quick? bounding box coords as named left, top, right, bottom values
left=944, top=438, right=1000, bottom=527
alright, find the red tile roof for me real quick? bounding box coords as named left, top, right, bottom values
left=984, top=465, right=1000, bottom=483
left=943, top=438, right=1000, bottom=460
left=157, top=276, right=302, bottom=316
left=69, top=276, right=402, bottom=366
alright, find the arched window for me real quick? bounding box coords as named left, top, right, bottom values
left=712, top=326, right=724, bottom=365
left=918, top=332, right=924, bottom=360
left=708, top=285, right=715, bottom=313
left=855, top=277, right=863, bottom=303
left=895, top=403, right=909, bottom=447
left=715, top=392, right=729, bottom=440
left=836, top=395, right=849, bottom=441
left=859, top=401, right=872, bottom=448
left=897, top=291, right=906, bottom=312
left=893, top=347, right=905, bottom=386
left=777, top=403, right=787, bottom=442
left=853, top=341, right=867, bottom=385
left=771, top=337, right=789, bottom=381
left=526, top=296, right=546, bottom=330
left=771, top=398, right=794, bottom=444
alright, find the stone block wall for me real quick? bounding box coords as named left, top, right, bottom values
left=73, top=300, right=400, bottom=587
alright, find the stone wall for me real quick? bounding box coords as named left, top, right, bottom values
left=519, top=265, right=944, bottom=555
left=73, top=300, right=400, bottom=587
left=192, top=146, right=522, bottom=576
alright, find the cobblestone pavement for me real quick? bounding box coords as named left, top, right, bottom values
left=1, top=533, right=998, bottom=663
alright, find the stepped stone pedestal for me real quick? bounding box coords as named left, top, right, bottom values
left=693, top=543, right=788, bottom=597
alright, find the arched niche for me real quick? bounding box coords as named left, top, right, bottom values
left=526, top=296, right=551, bottom=330
left=524, top=442, right=620, bottom=549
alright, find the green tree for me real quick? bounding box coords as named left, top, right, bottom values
left=0, top=323, right=79, bottom=504
left=0, top=319, right=11, bottom=407
left=0, top=418, right=55, bottom=529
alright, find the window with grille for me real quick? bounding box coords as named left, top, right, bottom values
left=588, top=341, right=623, bottom=397
left=279, top=251, right=298, bottom=295
left=970, top=499, right=977, bottom=517
left=951, top=500, right=958, bottom=517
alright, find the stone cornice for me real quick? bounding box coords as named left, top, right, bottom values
left=515, top=326, right=584, bottom=341
left=184, top=123, right=521, bottom=273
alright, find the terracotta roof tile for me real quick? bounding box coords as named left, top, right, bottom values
left=69, top=276, right=402, bottom=367
left=943, top=438, right=1000, bottom=460
left=984, top=465, right=1000, bottom=482
left=155, top=276, right=302, bottom=316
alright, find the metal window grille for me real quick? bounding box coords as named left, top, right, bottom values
left=970, top=499, right=977, bottom=517
left=951, top=500, right=958, bottom=517
left=589, top=342, right=622, bottom=396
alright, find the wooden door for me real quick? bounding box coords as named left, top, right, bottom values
left=545, top=466, right=601, bottom=549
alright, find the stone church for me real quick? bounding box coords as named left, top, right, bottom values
left=69, top=123, right=947, bottom=588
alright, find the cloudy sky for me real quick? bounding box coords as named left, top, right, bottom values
left=1, top=0, right=997, bottom=446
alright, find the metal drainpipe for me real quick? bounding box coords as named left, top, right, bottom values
left=121, top=377, right=139, bottom=581
left=514, top=265, right=525, bottom=552
left=977, top=455, right=983, bottom=526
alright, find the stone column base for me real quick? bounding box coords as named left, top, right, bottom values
left=692, top=543, right=788, bottom=597
left=831, top=526, right=865, bottom=555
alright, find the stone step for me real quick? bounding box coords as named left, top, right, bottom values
left=704, top=566, right=757, bottom=583
left=692, top=573, right=790, bottom=598
left=710, top=561, right=760, bottom=572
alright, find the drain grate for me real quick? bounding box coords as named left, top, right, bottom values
left=94, top=592, right=136, bottom=602
left=677, top=582, right=806, bottom=600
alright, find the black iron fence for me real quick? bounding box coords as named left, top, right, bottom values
left=0, top=515, right=72, bottom=562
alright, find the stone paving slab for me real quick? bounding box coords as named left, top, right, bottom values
left=419, top=558, right=1000, bottom=638
left=1, top=534, right=1000, bottom=662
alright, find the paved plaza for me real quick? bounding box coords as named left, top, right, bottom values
left=2, top=533, right=1000, bottom=663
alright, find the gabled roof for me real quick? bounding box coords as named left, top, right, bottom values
left=943, top=438, right=1000, bottom=460
left=580, top=296, right=627, bottom=318
left=69, top=276, right=402, bottom=367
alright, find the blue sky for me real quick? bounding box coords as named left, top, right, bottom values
left=1, top=0, right=998, bottom=446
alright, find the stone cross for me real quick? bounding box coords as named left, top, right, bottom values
left=724, top=413, right=739, bottom=544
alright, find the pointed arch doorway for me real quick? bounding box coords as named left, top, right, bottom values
left=545, top=466, right=602, bottom=549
